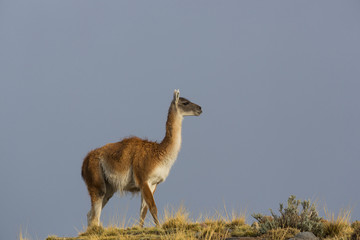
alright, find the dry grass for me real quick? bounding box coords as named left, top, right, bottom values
left=322, top=207, right=353, bottom=239
left=196, top=204, right=252, bottom=239
left=162, top=204, right=190, bottom=230
left=46, top=204, right=254, bottom=240
left=263, top=228, right=300, bottom=240
left=351, top=221, right=360, bottom=240
left=77, top=225, right=164, bottom=240
left=19, top=229, right=31, bottom=240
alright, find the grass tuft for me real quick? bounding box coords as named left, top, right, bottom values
left=263, top=227, right=300, bottom=240
left=19, top=229, right=31, bottom=240
left=230, top=224, right=259, bottom=238
left=162, top=204, right=190, bottom=230
left=79, top=225, right=105, bottom=236
left=225, top=209, right=247, bottom=229
left=45, top=236, right=58, bottom=240
left=351, top=221, right=360, bottom=240
left=323, top=207, right=352, bottom=239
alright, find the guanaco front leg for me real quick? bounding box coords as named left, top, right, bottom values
left=139, top=184, right=157, bottom=227
left=140, top=183, right=159, bottom=226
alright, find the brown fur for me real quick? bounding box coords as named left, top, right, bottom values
left=81, top=90, right=201, bottom=227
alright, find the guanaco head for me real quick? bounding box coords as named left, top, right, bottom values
left=172, top=89, right=202, bottom=116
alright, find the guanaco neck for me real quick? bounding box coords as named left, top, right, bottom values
left=160, top=103, right=183, bottom=156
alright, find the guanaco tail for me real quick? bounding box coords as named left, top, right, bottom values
left=81, top=90, right=202, bottom=227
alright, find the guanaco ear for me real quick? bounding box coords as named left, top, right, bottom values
left=173, top=89, right=180, bottom=104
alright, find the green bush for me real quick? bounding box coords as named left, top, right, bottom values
left=252, top=195, right=323, bottom=237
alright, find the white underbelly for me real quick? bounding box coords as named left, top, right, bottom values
left=100, top=161, right=135, bottom=192
left=149, top=164, right=171, bottom=185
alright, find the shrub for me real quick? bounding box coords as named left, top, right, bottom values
left=252, top=195, right=323, bottom=237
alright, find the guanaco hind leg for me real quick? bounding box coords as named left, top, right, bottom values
left=88, top=197, right=103, bottom=226
left=140, top=183, right=158, bottom=226
left=83, top=156, right=107, bottom=226
left=87, top=182, right=116, bottom=227
left=102, top=182, right=116, bottom=208
left=139, top=197, right=148, bottom=227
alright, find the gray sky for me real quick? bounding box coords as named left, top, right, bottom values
left=1, top=1, right=359, bottom=239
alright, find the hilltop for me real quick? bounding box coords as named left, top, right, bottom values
left=39, top=196, right=359, bottom=240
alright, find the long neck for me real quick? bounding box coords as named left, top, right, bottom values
left=160, top=104, right=183, bottom=153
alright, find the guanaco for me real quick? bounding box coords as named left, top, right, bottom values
left=81, top=90, right=202, bottom=227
